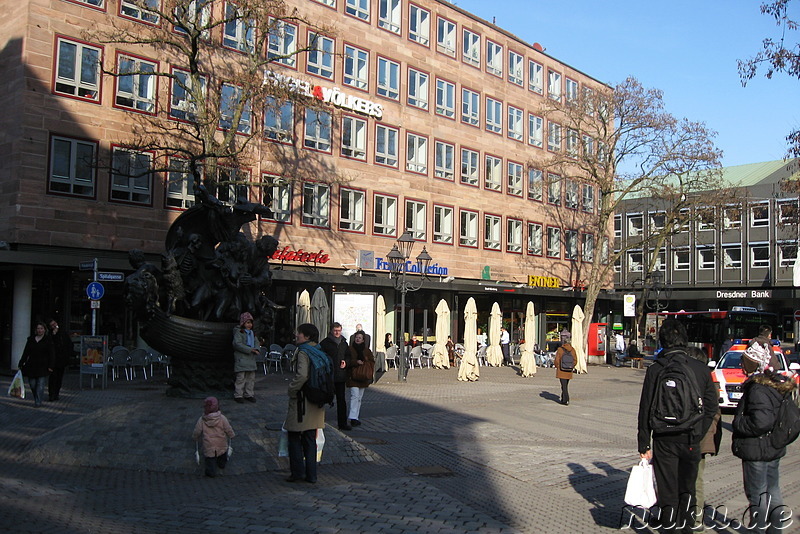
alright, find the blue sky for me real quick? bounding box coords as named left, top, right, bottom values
left=452, top=0, right=799, bottom=168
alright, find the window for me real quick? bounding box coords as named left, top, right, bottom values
left=508, top=51, right=523, bottom=86
left=405, top=199, right=427, bottom=239
left=484, top=214, right=501, bottom=250
left=49, top=135, right=96, bottom=197
left=165, top=158, right=198, bottom=209
left=435, top=78, right=455, bottom=118
left=375, top=124, right=399, bottom=167
left=219, top=83, right=252, bottom=133
left=649, top=211, right=666, bottom=232
left=507, top=105, right=523, bottom=141
left=223, top=2, right=255, bottom=53
left=304, top=108, right=332, bottom=151
left=374, top=194, right=397, bottom=236
left=583, top=86, right=595, bottom=115
left=377, top=57, right=400, bottom=100
left=527, top=168, right=543, bottom=201
left=485, top=97, right=502, bottom=134
left=507, top=161, right=523, bottom=197
left=528, top=114, right=543, bottom=148
left=433, top=205, right=453, bottom=244
left=528, top=60, right=543, bottom=94
left=110, top=147, right=152, bottom=204
left=313, top=0, right=336, bottom=6
left=655, top=249, right=667, bottom=271
left=779, top=200, right=798, bottom=224
left=215, top=167, right=248, bottom=206
left=751, top=203, right=769, bottom=227
left=407, top=68, right=429, bottom=110
left=582, top=134, right=594, bottom=158
left=485, top=155, right=502, bottom=191
left=307, top=32, right=334, bottom=79
left=507, top=218, right=522, bottom=253
left=339, top=187, right=365, bottom=232
left=486, top=40, right=503, bottom=77
left=582, top=233, right=594, bottom=262
left=566, top=128, right=579, bottom=157
left=527, top=222, right=542, bottom=255
left=565, top=230, right=578, bottom=260
left=779, top=243, right=797, bottom=267
left=547, top=227, right=561, bottom=258
left=262, top=175, right=291, bottom=223
left=264, top=97, right=294, bottom=141
left=698, top=247, right=715, bottom=270
left=722, top=205, right=741, bottom=229
left=627, top=251, right=643, bottom=272
left=582, top=184, right=594, bottom=213
left=460, top=210, right=478, bottom=247
left=174, top=0, right=211, bottom=37
left=341, top=115, right=367, bottom=160
left=461, top=88, right=480, bottom=126
left=436, top=16, right=456, bottom=56
left=345, top=0, right=369, bottom=21
left=67, top=0, right=104, bottom=6
left=120, top=0, right=159, bottom=24
left=614, top=214, right=622, bottom=238
left=379, top=0, right=402, bottom=33
left=462, top=29, right=480, bottom=67
left=434, top=141, right=454, bottom=180
left=54, top=38, right=101, bottom=102
left=115, top=54, right=156, bottom=113
left=548, top=70, right=561, bottom=101
left=723, top=245, right=742, bottom=269
left=565, top=179, right=579, bottom=209
left=627, top=213, right=643, bottom=237
left=698, top=208, right=715, bottom=231
left=676, top=208, right=691, bottom=232
left=343, top=45, right=369, bottom=90
left=547, top=121, right=562, bottom=152
left=406, top=133, right=428, bottom=174
left=170, top=69, right=206, bottom=121
left=268, top=18, right=297, bottom=67
left=565, top=78, right=578, bottom=104
left=409, top=5, right=430, bottom=46
left=547, top=173, right=561, bottom=205
left=750, top=244, right=770, bottom=268
left=302, top=182, right=330, bottom=227
left=460, top=148, right=479, bottom=186
left=674, top=248, right=690, bottom=271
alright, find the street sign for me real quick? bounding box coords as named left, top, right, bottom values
left=90, top=300, right=101, bottom=309
left=86, top=282, right=105, bottom=300
left=794, top=310, right=800, bottom=321
left=623, top=294, right=636, bottom=317
left=97, top=272, right=125, bottom=282
left=79, top=260, right=96, bottom=271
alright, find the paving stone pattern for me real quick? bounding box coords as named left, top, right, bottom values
left=1, top=364, right=798, bottom=533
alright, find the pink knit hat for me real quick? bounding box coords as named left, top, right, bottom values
left=239, top=312, right=254, bottom=326
left=204, top=396, right=219, bottom=414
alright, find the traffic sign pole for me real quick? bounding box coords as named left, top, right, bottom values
left=92, top=258, right=98, bottom=335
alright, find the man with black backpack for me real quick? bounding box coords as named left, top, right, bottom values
left=554, top=330, right=576, bottom=406
left=637, top=319, right=718, bottom=532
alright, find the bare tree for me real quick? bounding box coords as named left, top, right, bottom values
left=86, top=0, right=345, bottom=201
left=739, top=0, right=800, bottom=157
left=537, top=77, right=726, bottom=352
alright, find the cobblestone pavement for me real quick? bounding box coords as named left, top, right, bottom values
left=1, top=364, right=798, bottom=533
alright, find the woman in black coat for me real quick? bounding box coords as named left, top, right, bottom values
left=19, top=322, right=55, bottom=407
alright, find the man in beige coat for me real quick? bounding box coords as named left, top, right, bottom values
left=284, top=323, right=326, bottom=483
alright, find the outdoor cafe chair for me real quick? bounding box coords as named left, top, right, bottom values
left=266, top=344, right=284, bottom=374
left=420, top=343, right=433, bottom=368
left=384, top=345, right=397, bottom=368
left=110, top=346, right=130, bottom=381
left=476, top=346, right=488, bottom=367
left=282, top=344, right=297, bottom=370
left=409, top=346, right=423, bottom=369
left=128, top=348, right=149, bottom=380
left=255, top=347, right=268, bottom=374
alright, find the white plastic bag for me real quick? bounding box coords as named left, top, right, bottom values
left=624, top=459, right=657, bottom=508
left=8, top=370, right=25, bottom=399
left=315, top=428, right=325, bottom=462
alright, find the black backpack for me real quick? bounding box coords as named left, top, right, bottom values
left=560, top=347, right=576, bottom=372
left=770, top=393, right=800, bottom=449
left=649, top=350, right=705, bottom=434
left=299, top=343, right=335, bottom=408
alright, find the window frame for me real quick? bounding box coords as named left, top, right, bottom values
left=405, top=198, right=428, bottom=240
left=373, top=192, right=398, bottom=237
left=264, top=96, right=294, bottom=143
left=461, top=87, right=480, bottom=127
left=582, top=233, right=595, bottom=263
left=779, top=242, right=798, bottom=267
left=506, top=217, right=523, bottom=254
left=434, top=140, right=455, bottom=181
left=344, top=0, right=370, bottom=22
left=340, top=114, right=368, bottom=161
left=109, top=145, right=154, bottom=206
left=436, top=15, right=457, bottom=57
left=723, top=204, right=742, bottom=229
left=527, top=221, right=543, bottom=256
left=377, top=56, right=401, bottom=101
left=565, top=178, right=579, bottom=210
left=262, top=174, right=292, bottom=223
left=722, top=244, right=742, bottom=270
left=507, top=105, right=523, bottom=141
left=485, top=96, right=503, bottom=134
left=222, top=1, right=256, bottom=54
left=528, top=59, right=543, bottom=94
left=378, top=0, right=402, bottom=34
left=581, top=184, right=595, bottom=213
left=484, top=154, right=502, bottom=192
left=546, top=226, right=561, bottom=259
left=406, top=131, right=429, bottom=175
left=407, top=66, right=430, bottom=111
left=114, top=51, right=158, bottom=114
left=306, top=31, right=334, bottom=80
left=527, top=168, right=543, bottom=202
left=528, top=113, right=543, bottom=148
left=119, top=0, right=159, bottom=26
left=565, top=229, right=579, bottom=261
left=547, top=173, right=562, bottom=206
left=459, top=209, right=479, bottom=248
left=301, top=181, right=331, bottom=228
left=750, top=243, right=770, bottom=269
left=53, top=36, right=103, bottom=104
left=460, top=147, right=480, bottom=187
left=697, top=247, right=716, bottom=270
left=165, top=157, right=198, bottom=210
left=304, top=108, right=332, bottom=153
left=343, top=43, right=369, bottom=91
left=485, top=39, right=503, bottom=78
left=674, top=247, right=690, bottom=271
left=507, top=160, right=523, bottom=198
left=435, top=77, right=456, bottom=119
left=433, top=203, right=455, bottom=245
left=547, top=69, right=562, bottom=101
left=48, top=133, right=98, bottom=199
left=169, top=67, right=207, bottom=123
left=374, top=123, right=399, bottom=168
left=750, top=202, right=770, bottom=227
left=339, top=186, right=366, bottom=233
left=484, top=213, right=502, bottom=251
left=268, top=18, right=298, bottom=68
left=219, top=82, right=252, bottom=134
left=508, top=49, right=524, bottom=86
left=547, top=120, right=562, bottom=152
left=408, top=3, right=431, bottom=47
left=462, top=28, right=481, bottom=68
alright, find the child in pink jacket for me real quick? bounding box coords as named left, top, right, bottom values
left=192, top=397, right=235, bottom=477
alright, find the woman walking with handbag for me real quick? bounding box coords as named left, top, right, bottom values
left=346, top=331, right=375, bottom=427
left=19, top=322, right=54, bottom=407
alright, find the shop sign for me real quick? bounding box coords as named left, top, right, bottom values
left=527, top=275, right=561, bottom=288
left=716, top=289, right=772, bottom=299
left=373, top=257, right=449, bottom=276
left=265, top=71, right=384, bottom=120
left=271, top=246, right=330, bottom=264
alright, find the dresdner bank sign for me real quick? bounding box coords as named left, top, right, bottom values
left=717, top=289, right=772, bottom=299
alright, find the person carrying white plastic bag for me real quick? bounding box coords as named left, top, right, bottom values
left=8, top=370, right=25, bottom=398
left=625, top=458, right=657, bottom=508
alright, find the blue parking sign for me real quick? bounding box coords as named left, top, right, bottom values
left=86, top=282, right=105, bottom=300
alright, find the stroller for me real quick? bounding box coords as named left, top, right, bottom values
left=533, top=344, right=555, bottom=368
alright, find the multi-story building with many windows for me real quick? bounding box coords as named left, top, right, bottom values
left=1, top=0, right=613, bottom=367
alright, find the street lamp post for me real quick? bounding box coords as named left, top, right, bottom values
left=387, top=231, right=433, bottom=381
left=647, top=271, right=667, bottom=349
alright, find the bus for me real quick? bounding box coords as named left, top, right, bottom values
left=645, top=307, right=781, bottom=359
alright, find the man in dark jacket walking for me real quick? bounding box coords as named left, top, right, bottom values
left=48, top=318, right=74, bottom=401
left=637, top=319, right=718, bottom=532
left=732, top=342, right=795, bottom=533
left=320, top=322, right=351, bottom=430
